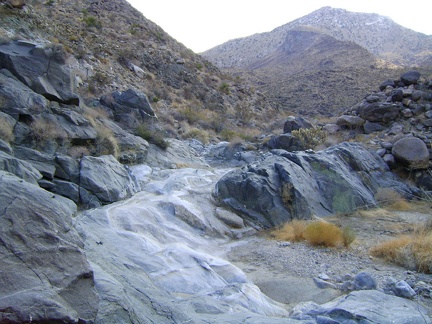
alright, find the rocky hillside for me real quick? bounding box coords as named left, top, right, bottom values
left=0, top=0, right=274, bottom=139
left=202, top=6, right=432, bottom=117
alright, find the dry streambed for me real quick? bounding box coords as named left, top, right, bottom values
left=225, top=205, right=432, bottom=316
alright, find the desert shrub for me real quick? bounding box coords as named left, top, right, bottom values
left=93, top=123, right=119, bottom=158
left=0, top=117, right=14, bottom=143
left=83, top=15, right=102, bottom=29
left=235, top=103, right=253, bottom=123
left=270, top=219, right=307, bottom=242
left=179, top=107, right=205, bottom=125
left=375, top=188, right=410, bottom=211
left=219, top=129, right=237, bottom=141
left=30, top=119, right=66, bottom=143
left=303, top=221, right=343, bottom=247
left=291, top=127, right=327, bottom=150
left=219, top=82, right=230, bottom=95
left=136, top=124, right=169, bottom=150
left=182, top=128, right=209, bottom=144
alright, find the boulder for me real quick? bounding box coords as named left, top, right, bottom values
left=353, top=272, right=377, bottom=290
left=0, top=171, right=98, bottom=323
left=55, top=154, right=80, bottom=183
left=400, top=70, right=421, bottom=86
left=266, top=134, right=304, bottom=151
left=390, top=89, right=404, bottom=102
left=336, top=115, right=365, bottom=128
left=79, top=155, right=140, bottom=204
left=214, top=142, right=412, bottom=227
left=363, top=121, right=385, bottom=134
left=392, top=137, right=430, bottom=169
left=52, top=179, right=80, bottom=203
left=283, top=116, right=312, bottom=133
left=0, top=150, right=42, bottom=184
left=358, top=102, right=400, bottom=123
left=297, top=290, right=430, bottom=323
left=379, top=79, right=396, bottom=91
left=0, top=69, right=49, bottom=118
left=100, top=88, right=156, bottom=128
left=0, top=41, right=79, bottom=105
left=13, top=146, right=56, bottom=179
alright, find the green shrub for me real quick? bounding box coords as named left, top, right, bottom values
left=292, top=127, right=327, bottom=150
left=136, top=124, right=169, bottom=150
left=219, top=82, right=230, bottom=95
left=220, top=129, right=237, bottom=141
left=84, top=15, right=102, bottom=29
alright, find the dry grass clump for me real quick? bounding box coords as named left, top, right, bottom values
left=370, top=220, right=432, bottom=273
left=375, top=188, right=411, bottom=211
left=270, top=220, right=307, bottom=242
left=303, top=221, right=343, bottom=247
left=0, top=116, right=14, bottom=143
left=182, top=127, right=210, bottom=144
left=270, top=219, right=355, bottom=248
left=30, top=119, right=66, bottom=142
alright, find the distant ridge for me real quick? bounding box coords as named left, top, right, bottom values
left=202, top=7, right=432, bottom=116
left=203, top=6, right=432, bottom=68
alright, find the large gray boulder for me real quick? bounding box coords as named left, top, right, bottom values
left=79, top=155, right=140, bottom=205
left=392, top=137, right=430, bottom=169
left=100, top=88, right=156, bottom=129
left=358, top=102, right=401, bottom=123
left=0, top=171, right=98, bottom=323
left=400, top=70, right=421, bottom=86
left=283, top=116, right=313, bottom=134
left=293, top=290, right=430, bottom=323
left=0, top=68, right=49, bottom=118
left=214, top=142, right=412, bottom=227
left=266, top=134, right=304, bottom=151
left=0, top=41, right=79, bottom=105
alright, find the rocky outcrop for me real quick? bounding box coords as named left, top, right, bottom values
left=100, top=88, right=156, bottom=129
left=0, top=41, right=79, bottom=105
left=214, top=142, right=412, bottom=228
left=75, top=167, right=292, bottom=323
left=331, top=71, right=432, bottom=174
left=0, top=171, right=98, bottom=323
left=0, top=40, right=150, bottom=206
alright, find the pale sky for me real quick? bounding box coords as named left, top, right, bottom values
left=127, top=1, right=432, bottom=53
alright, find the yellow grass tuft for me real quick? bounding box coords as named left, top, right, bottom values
left=375, top=188, right=411, bottom=211
left=270, top=219, right=356, bottom=248
left=303, top=221, right=343, bottom=247
left=270, top=220, right=307, bottom=242
left=370, top=221, right=432, bottom=273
